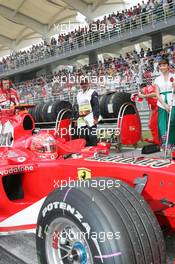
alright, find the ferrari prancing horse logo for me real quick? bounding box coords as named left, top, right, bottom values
left=77, top=168, right=91, bottom=180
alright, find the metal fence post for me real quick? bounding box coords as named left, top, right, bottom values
left=130, top=19, right=132, bottom=33
left=140, top=14, right=143, bottom=30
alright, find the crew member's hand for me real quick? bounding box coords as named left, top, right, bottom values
left=138, top=92, right=145, bottom=98
left=172, top=82, right=175, bottom=92
left=93, top=118, right=98, bottom=125
left=164, top=104, right=170, bottom=112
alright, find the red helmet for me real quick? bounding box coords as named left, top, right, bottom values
left=30, top=133, right=58, bottom=159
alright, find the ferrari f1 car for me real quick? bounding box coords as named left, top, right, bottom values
left=0, top=102, right=173, bottom=264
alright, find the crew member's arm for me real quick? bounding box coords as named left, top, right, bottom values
left=138, top=92, right=157, bottom=98
left=10, top=89, right=20, bottom=105
left=90, top=91, right=100, bottom=125
left=155, top=84, right=170, bottom=112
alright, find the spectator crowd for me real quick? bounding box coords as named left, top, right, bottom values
left=14, top=42, right=175, bottom=102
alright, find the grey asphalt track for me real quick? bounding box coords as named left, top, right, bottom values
left=0, top=233, right=174, bottom=263
left=0, top=233, right=36, bottom=264
left=0, top=245, right=26, bottom=264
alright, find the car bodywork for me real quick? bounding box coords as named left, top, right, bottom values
left=0, top=106, right=174, bottom=235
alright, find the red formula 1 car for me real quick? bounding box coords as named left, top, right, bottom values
left=0, top=104, right=110, bottom=232
left=0, top=104, right=174, bottom=264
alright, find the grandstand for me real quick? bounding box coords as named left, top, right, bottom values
left=0, top=1, right=175, bottom=111
left=0, top=1, right=175, bottom=263
left=0, top=0, right=175, bottom=105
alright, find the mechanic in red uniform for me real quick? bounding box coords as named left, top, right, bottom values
left=138, top=83, right=160, bottom=145
left=0, top=78, right=19, bottom=108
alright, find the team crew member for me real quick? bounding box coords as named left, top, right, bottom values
left=0, top=79, right=19, bottom=108
left=154, top=58, right=175, bottom=146
left=76, top=78, right=100, bottom=146
left=138, top=83, right=160, bottom=145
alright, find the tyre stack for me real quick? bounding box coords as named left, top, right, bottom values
left=29, top=100, right=72, bottom=128
left=99, top=91, right=135, bottom=121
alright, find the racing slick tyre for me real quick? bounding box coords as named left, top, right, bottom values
left=100, top=92, right=135, bottom=120
left=99, top=93, right=112, bottom=119
left=34, top=103, right=44, bottom=123
left=36, top=178, right=166, bottom=264
left=30, top=103, right=40, bottom=123
left=47, top=100, right=72, bottom=122
left=41, top=101, right=52, bottom=123
left=28, top=106, right=36, bottom=122
left=37, top=102, right=45, bottom=123
left=109, top=92, right=135, bottom=117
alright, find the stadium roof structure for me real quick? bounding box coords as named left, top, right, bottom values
left=0, top=0, right=126, bottom=54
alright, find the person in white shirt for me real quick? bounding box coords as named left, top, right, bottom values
left=76, top=78, right=100, bottom=146
left=154, top=58, right=175, bottom=146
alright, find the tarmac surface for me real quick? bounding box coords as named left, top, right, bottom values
left=0, top=147, right=174, bottom=264
left=0, top=232, right=174, bottom=264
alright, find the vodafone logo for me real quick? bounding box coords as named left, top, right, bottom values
left=0, top=121, right=14, bottom=147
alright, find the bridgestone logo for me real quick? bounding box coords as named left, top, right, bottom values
left=42, top=202, right=84, bottom=221
left=85, top=155, right=172, bottom=168
left=42, top=202, right=91, bottom=234
left=0, top=166, right=34, bottom=176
